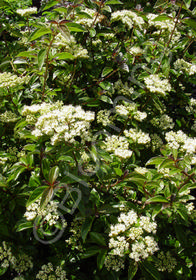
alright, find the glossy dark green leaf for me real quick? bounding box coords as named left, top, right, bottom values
left=38, top=49, right=47, bottom=70
left=16, top=221, right=33, bottom=232
left=66, top=22, right=86, bottom=32
left=55, top=52, right=74, bottom=60
left=97, top=249, right=107, bottom=270
left=89, top=232, right=106, bottom=246
left=102, top=67, right=113, bottom=77
left=81, top=246, right=100, bottom=258
left=140, top=260, right=161, bottom=280
left=48, top=166, right=59, bottom=184
left=81, top=216, right=94, bottom=242
left=40, top=187, right=54, bottom=209
left=146, top=196, right=169, bottom=204
left=105, top=0, right=123, bottom=4
left=128, top=261, right=138, bottom=280
left=42, top=0, right=59, bottom=11
left=27, top=186, right=48, bottom=207
left=152, top=15, right=172, bottom=21
left=29, top=27, right=52, bottom=42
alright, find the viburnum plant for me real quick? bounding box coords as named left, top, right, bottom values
left=0, top=0, right=196, bottom=279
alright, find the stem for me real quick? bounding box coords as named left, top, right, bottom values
left=42, top=35, right=55, bottom=100
left=183, top=38, right=195, bottom=56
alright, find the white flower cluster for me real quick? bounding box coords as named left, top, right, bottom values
left=76, top=8, right=104, bottom=27
left=144, top=74, right=172, bottom=96
left=14, top=253, right=33, bottom=274
left=165, top=130, right=196, bottom=154
left=134, top=167, right=148, bottom=175
left=16, top=7, right=37, bottom=17
left=111, top=10, right=145, bottom=30
left=53, top=34, right=88, bottom=59
left=186, top=98, right=196, bottom=114
left=0, top=242, right=16, bottom=269
left=0, top=242, right=33, bottom=275
left=147, top=13, right=175, bottom=32
left=155, top=251, right=177, bottom=273
left=0, top=156, right=7, bottom=165
left=104, top=254, right=125, bottom=272
left=124, top=128, right=151, bottom=145
left=22, top=102, right=95, bottom=145
left=103, top=135, right=133, bottom=159
left=129, top=46, right=143, bottom=56
left=174, top=59, right=196, bottom=76
left=0, top=111, right=18, bottom=123
left=186, top=202, right=195, bottom=214
left=151, top=114, right=174, bottom=130
left=97, top=110, right=113, bottom=127
left=24, top=199, right=67, bottom=228
left=13, top=276, right=25, bottom=280
left=0, top=72, right=26, bottom=88
left=65, top=218, right=84, bottom=252
left=115, top=101, right=147, bottom=121
left=108, top=210, right=159, bottom=262
left=36, top=262, right=67, bottom=280
left=158, top=168, right=172, bottom=178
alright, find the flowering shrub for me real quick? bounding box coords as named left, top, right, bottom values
left=0, top=0, right=196, bottom=279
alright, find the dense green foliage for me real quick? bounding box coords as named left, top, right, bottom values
left=0, top=0, right=196, bottom=279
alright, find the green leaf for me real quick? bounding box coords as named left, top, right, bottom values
left=146, top=195, right=169, bottom=203
left=28, top=27, right=52, bottom=42
left=7, top=166, right=26, bottom=182
left=0, top=266, right=8, bottom=276
left=81, top=216, right=94, bottom=242
left=140, top=260, right=160, bottom=280
left=42, top=0, right=59, bottom=11
left=154, top=0, right=168, bottom=8
left=146, top=156, right=165, bottom=166
left=105, top=0, right=123, bottom=4
left=183, top=18, right=196, bottom=31
left=58, top=25, right=71, bottom=41
left=184, top=0, right=192, bottom=9
left=66, top=22, right=86, bottom=32
left=89, top=232, right=106, bottom=246
left=55, top=52, right=74, bottom=60
left=81, top=246, right=100, bottom=259
left=159, top=158, right=174, bottom=169
left=152, top=15, right=172, bottom=21
left=99, top=95, right=113, bottom=104
left=48, top=166, right=59, bottom=184
left=26, top=186, right=48, bottom=207
left=16, top=51, right=36, bottom=58
left=102, top=67, right=113, bottom=77
left=97, top=249, right=107, bottom=270
left=38, top=49, right=47, bottom=70
left=40, top=187, right=54, bottom=209
left=114, top=168, right=123, bottom=176
left=128, top=261, right=138, bottom=280
left=16, top=221, right=33, bottom=232
left=41, top=158, right=50, bottom=181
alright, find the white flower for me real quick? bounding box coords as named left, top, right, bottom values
left=0, top=72, right=26, bottom=88
left=124, top=128, right=151, bottom=145
left=16, top=7, right=37, bottom=17
left=103, top=135, right=132, bottom=158
left=22, top=102, right=95, bottom=145
left=174, top=59, right=196, bottom=76
left=111, top=10, right=144, bottom=30
left=144, top=74, right=172, bottom=96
